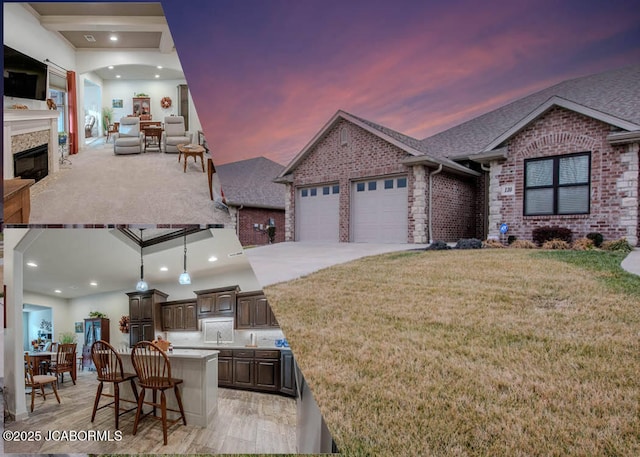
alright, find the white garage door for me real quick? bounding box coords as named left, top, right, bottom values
left=352, top=176, right=408, bottom=243
left=296, top=184, right=340, bottom=241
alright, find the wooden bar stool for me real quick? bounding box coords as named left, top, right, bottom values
left=131, top=341, right=186, bottom=445
left=90, top=340, right=139, bottom=430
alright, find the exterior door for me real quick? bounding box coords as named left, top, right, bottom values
left=296, top=184, right=340, bottom=241
left=351, top=176, right=408, bottom=243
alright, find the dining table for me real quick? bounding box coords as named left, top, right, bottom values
left=25, top=351, right=57, bottom=375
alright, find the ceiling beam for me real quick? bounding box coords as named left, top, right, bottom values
left=39, top=15, right=167, bottom=33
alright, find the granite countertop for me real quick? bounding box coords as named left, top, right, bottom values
left=116, top=348, right=219, bottom=359
left=168, top=348, right=219, bottom=359
left=174, top=344, right=291, bottom=351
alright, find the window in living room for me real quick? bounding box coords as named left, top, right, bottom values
left=524, top=152, right=591, bottom=216
left=48, top=69, right=68, bottom=134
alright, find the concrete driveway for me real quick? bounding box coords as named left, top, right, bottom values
left=245, top=241, right=427, bottom=286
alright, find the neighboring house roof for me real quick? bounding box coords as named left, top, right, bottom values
left=422, top=64, right=640, bottom=159
left=217, top=157, right=285, bottom=209
left=278, top=110, right=479, bottom=179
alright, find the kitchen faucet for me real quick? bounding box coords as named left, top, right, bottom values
left=216, top=330, right=222, bottom=345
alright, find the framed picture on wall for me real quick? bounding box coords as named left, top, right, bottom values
left=74, top=322, right=83, bottom=333
left=112, top=99, right=123, bottom=108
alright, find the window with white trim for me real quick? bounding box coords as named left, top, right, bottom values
left=524, top=152, right=590, bottom=216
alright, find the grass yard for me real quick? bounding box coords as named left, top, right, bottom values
left=265, top=249, right=640, bottom=456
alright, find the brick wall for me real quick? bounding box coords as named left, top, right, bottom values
left=237, top=207, right=285, bottom=246
left=288, top=118, right=414, bottom=242
left=493, top=106, right=637, bottom=243
left=431, top=172, right=478, bottom=241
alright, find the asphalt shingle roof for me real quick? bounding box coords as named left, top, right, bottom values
left=217, top=157, right=285, bottom=209
left=421, top=64, right=640, bottom=158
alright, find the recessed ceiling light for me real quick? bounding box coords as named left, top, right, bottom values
left=110, top=35, right=118, bottom=41
left=208, top=256, right=218, bottom=262
left=90, top=281, right=98, bottom=286
left=116, top=75, right=121, bottom=78
left=108, top=65, right=114, bottom=70
left=155, top=74, right=160, bottom=78
left=54, top=289, right=62, bottom=294
left=26, top=261, right=38, bottom=267
left=160, top=266, right=169, bottom=272
left=157, top=65, right=163, bottom=69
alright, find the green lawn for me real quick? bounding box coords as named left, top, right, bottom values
left=265, top=249, right=640, bottom=456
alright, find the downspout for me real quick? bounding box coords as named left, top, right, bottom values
left=428, top=164, right=443, bottom=244
left=236, top=204, right=243, bottom=241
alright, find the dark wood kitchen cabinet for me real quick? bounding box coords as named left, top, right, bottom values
left=126, top=289, right=168, bottom=347
left=160, top=299, right=197, bottom=331
left=236, top=291, right=279, bottom=329
left=233, top=350, right=255, bottom=388
left=195, top=286, right=239, bottom=318
left=280, top=350, right=296, bottom=396
left=255, top=350, right=280, bottom=392
left=217, top=349, right=233, bottom=387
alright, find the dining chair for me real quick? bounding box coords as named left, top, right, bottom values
left=90, top=340, right=139, bottom=430
left=131, top=341, right=186, bottom=445
left=48, top=343, right=77, bottom=385
left=24, top=352, right=61, bottom=412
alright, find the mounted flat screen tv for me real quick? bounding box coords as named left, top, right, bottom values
left=3, top=45, right=48, bottom=101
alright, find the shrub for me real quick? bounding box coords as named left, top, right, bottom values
left=455, top=238, right=483, bottom=249
left=542, top=239, right=571, bottom=250
left=510, top=240, right=537, bottom=249
left=483, top=239, right=505, bottom=249
left=532, top=226, right=573, bottom=246
left=601, top=238, right=633, bottom=253
left=586, top=232, right=604, bottom=247
left=572, top=238, right=594, bottom=251
left=426, top=240, right=451, bottom=251
left=507, top=235, right=517, bottom=245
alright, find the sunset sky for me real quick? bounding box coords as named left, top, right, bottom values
left=162, top=0, right=640, bottom=165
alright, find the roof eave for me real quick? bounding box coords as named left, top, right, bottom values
left=464, top=147, right=508, bottom=164
left=226, top=200, right=285, bottom=211
left=607, top=131, right=640, bottom=145
left=273, top=174, right=293, bottom=184
left=400, top=155, right=480, bottom=177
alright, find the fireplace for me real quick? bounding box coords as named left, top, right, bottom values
left=14, top=144, right=48, bottom=182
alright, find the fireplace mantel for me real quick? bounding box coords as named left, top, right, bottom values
left=3, top=109, right=60, bottom=180
left=3, top=109, right=60, bottom=122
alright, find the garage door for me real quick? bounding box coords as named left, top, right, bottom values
left=352, top=176, right=408, bottom=243
left=296, top=184, right=340, bottom=241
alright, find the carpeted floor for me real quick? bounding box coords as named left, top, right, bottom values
left=29, top=138, right=233, bottom=225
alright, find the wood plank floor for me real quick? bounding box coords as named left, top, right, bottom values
left=4, top=370, right=296, bottom=454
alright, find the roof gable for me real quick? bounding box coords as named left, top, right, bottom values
left=422, top=64, right=640, bottom=159
left=482, top=96, right=640, bottom=153
left=279, top=110, right=477, bottom=178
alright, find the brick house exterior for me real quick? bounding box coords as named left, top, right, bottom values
left=217, top=157, right=285, bottom=246
left=277, top=65, right=640, bottom=245
left=484, top=106, right=637, bottom=243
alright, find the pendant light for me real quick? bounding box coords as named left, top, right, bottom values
left=135, top=228, right=149, bottom=291
left=179, top=228, right=191, bottom=285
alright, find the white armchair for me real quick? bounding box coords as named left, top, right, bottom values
left=162, top=116, right=192, bottom=153
left=113, top=117, right=144, bottom=155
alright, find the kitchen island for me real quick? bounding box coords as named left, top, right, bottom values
left=119, top=348, right=219, bottom=427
